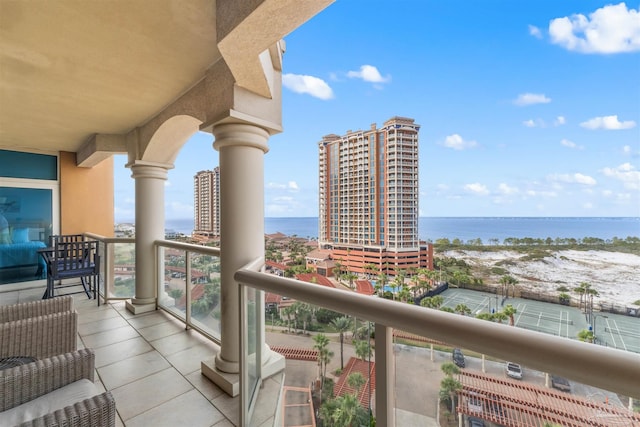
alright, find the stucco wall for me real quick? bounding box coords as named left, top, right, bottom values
left=60, top=151, right=114, bottom=237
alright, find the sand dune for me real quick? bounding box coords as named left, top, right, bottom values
left=442, top=249, right=640, bottom=307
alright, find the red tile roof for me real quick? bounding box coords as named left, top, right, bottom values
left=295, top=273, right=336, bottom=288
left=355, top=280, right=374, bottom=295
left=334, top=357, right=375, bottom=408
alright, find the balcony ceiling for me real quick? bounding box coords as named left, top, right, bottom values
left=0, top=0, right=220, bottom=154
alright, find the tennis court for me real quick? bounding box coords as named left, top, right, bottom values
left=438, top=288, right=640, bottom=354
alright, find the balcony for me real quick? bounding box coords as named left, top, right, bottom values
left=3, top=236, right=638, bottom=426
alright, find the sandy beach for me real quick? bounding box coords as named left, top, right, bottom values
left=442, top=249, right=640, bottom=307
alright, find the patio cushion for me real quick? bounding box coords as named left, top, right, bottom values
left=0, top=379, right=99, bottom=426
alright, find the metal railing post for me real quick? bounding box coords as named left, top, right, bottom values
left=375, top=323, right=395, bottom=427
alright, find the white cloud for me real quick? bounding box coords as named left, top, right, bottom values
left=601, top=163, right=640, bottom=189
left=282, top=73, right=334, bottom=100
left=347, top=65, right=391, bottom=83
left=528, top=25, right=542, bottom=39
left=580, top=115, right=636, bottom=130
left=622, top=145, right=632, bottom=155
left=523, top=118, right=546, bottom=127
left=560, top=138, right=583, bottom=150
left=443, top=134, right=478, bottom=150
left=464, top=183, right=490, bottom=195
left=554, top=116, right=566, bottom=126
left=498, top=183, right=519, bottom=195
left=602, top=190, right=613, bottom=197
left=266, top=181, right=300, bottom=192
left=582, top=202, right=594, bottom=210
left=548, top=173, right=597, bottom=186
left=526, top=190, right=558, bottom=198
left=549, top=3, right=640, bottom=54
left=513, top=93, right=551, bottom=106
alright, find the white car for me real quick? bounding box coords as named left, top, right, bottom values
left=505, top=362, right=523, bottom=379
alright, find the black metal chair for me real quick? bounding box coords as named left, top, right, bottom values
left=41, top=236, right=100, bottom=305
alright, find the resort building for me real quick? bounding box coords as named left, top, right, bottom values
left=1, top=2, right=637, bottom=427
left=193, top=168, right=221, bottom=238
left=318, top=117, right=433, bottom=276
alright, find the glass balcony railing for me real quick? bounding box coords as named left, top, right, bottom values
left=156, top=240, right=222, bottom=343
left=237, top=259, right=640, bottom=427
left=85, top=233, right=135, bottom=301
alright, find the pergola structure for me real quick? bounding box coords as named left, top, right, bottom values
left=457, top=370, right=640, bottom=427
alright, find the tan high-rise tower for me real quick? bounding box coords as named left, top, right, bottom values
left=318, top=117, right=432, bottom=276
left=194, top=167, right=220, bottom=238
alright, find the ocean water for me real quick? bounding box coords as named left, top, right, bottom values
left=163, top=217, right=640, bottom=242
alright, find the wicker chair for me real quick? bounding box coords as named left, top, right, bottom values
left=0, top=295, right=74, bottom=322
left=0, top=348, right=116, bottom=427
left=0, top=297, right=77, bottom=359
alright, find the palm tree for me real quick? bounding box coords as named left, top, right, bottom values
left=376, top=271, right=387, bottom=297
left=573, top=282, right=590, bottom=311
left=282, top=305, right=295, bottom=333
left=440, top=362, right=462, bottom=416
left=347, top=372, right=366, bottom=401
left=476, top=312, right=494, bottom=321
left=354, top=339, right=372, bottom=361
left=313, top=333, right=333, bottom=404
left=441, top=361, right=460, bottom=377
left=500, top=274, right=518, bottom=298
left=331, top=316, right=352, bottom=370
left=420, top=295, right=444, bottom=309
left=454, top=303, right=471, bottom=316
left=492, top=311, right=508, bottom=324
left=363, top=263, right=376, bottom=279
left=331, top=393, right=366, bottom=427
left=344, top=272, right=358, bottom=290
left=503, top=304, right=517, bottom=326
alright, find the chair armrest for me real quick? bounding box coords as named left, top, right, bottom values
left=0, top=296, right=74, bottom=323
left=0, top=348, right=95, bottom=412
left=0, top=311, right=78, bottom=359
left=19, top=391, right=116, bottom=427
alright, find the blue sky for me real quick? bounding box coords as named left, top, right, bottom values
left=114, top=1, right=640, bottom=222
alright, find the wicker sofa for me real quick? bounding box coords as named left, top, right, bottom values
left=0, top=295, right=74, bottom=322
left=0, top=296, right=77, bottom=359
left=0, top=348, right=116, bottom=427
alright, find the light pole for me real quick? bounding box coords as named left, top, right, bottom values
left=593, top=314, right=608, bottom=345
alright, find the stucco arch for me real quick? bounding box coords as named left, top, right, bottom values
left=141, top=114, right=203, bottom=165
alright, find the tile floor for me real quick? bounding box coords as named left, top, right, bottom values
left=2, top=285, right=281, bottom=427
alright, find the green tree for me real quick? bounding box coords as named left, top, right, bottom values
left=503, top=304, right=517, bottom=326
left=354, top=339, right=372, bottom=361
left=331, top=316, right=352, bottom=370
left=454, top=303, right=471, bottom=316
left=440, top=362, right=462, bottom=416
left=577, top=329, right=595, bottom=343
left=347, top=372, right=366, bottom=401
left=492, top=311, right=508, bottom=324
left=313, top=333, right=333, bottom=404
left=168, top=288, right=183, bottom=305
left=420, top=295, right=444, bottom=309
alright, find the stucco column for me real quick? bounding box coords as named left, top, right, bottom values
left=126, top=161, right=172, bottom=315
left=214, top=123, right=269, bottom=372
left=201, top=122, right=284, bottom=396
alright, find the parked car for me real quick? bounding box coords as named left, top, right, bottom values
left=551, top=375, right=571, bottom=392
left=505, top=362, right=523, bottom=379
left=452, top=348, right=465, bottom=367
left=468, top=416, right=485, bottom=427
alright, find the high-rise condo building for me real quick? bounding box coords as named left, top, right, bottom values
left=318, top=116, right=433, bottom=276
left=193, top=167, right=220, bottom=238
